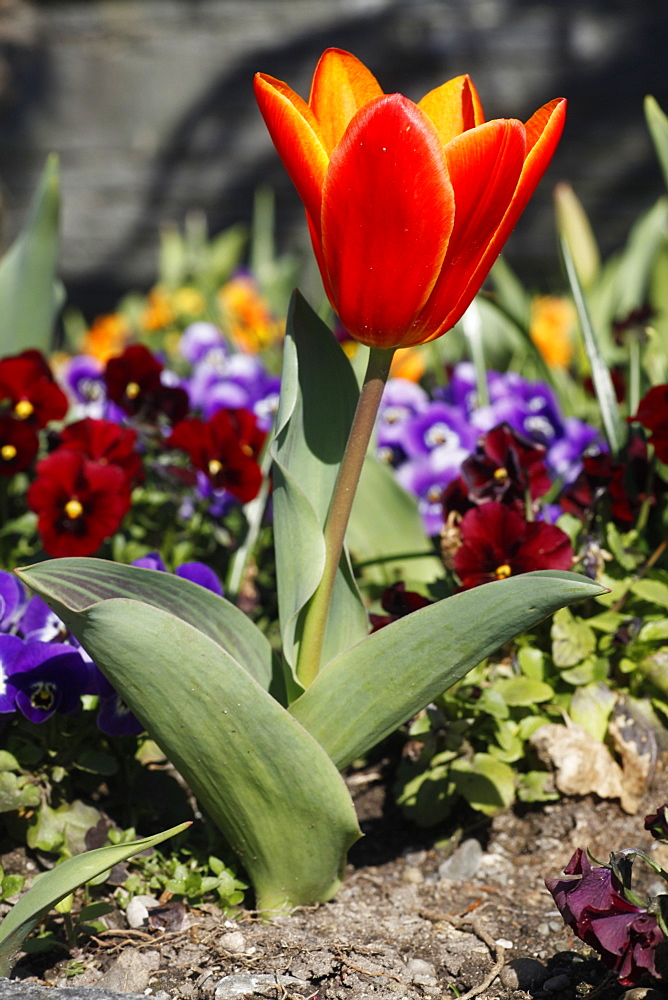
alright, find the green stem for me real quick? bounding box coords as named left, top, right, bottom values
left=628, top=334, right=641, bottom=418
left=296, top=346, right=395, bottom=687
left=226, top=429, right=274, bottom=603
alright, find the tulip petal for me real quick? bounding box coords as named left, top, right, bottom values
left=418, top=75, right=485, bottom=145
left=320, top=95, right=455, bottom=348
left=429, top=97, right=566, bottom=337
left=254, top=73, right=329, bottom=229
left=409, top=119, right=526, bottom=345
left=309, top=48, right=384, bottom=155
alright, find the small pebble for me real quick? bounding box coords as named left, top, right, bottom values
left=215, top=974, right=307, bottom=999
left=402, top=848, right=427, bottom=866
left=535, top=922, right=550, bottom=937
left=547, top=920, right=564, bottom=933
left=438, top=838, right=483, bottom=881
left=219, top=930, right=247, bottom=954
left=543, top=973, right=571, bottom=992
left=126, top=894, right=160, bottom=929
left=402, top=866, right=424, bottom=884
left=499, top=958, right=548, bottom=990
left=495, top=938, right=513, bottom=949
left=405, top=958, right=437, bottom=985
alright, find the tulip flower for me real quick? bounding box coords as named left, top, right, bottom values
left=255, top=48, right=566, bottom=349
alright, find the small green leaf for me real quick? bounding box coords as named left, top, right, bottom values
left=0, top=822, right=189, bottom=976
left=551, top=607, right=597, bottom=667
left=645, top=96, right=668, bottom=191
left=0, top=773, right=40, bottom=814
left=632, top=578, right=668, bottom=610
left=554, top=183, right=601, bottom=289
left=490, top=676, right=554, bottom=707
left=569, top=682, right=616, bottom=741
left=450, top=753, right=515, bottom=815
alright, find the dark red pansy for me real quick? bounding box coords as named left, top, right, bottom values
left=561, top=435, right=658, bottom=525
left=0, top=415, right=39, bottom=476
left=27, top=450, right=131, bottom=557
left=630, top=384, right=668, bottom=463
left=169, top=408, right=263, bottom=504
left=0, top=351, right=68, bottom=429
left=104, top=344, right=189, bottom=422
left=453, top=501, right=573, bottom=590
left=369, top=582, right=432, bottom=631
left=58, top=417, right=143, bottom=486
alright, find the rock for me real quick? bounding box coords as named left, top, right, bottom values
left=214, top=974, right=308, bottom=999
left=401, top=866, right=424, bottom=884
left=219, top=930, right=247, bottom=953
left=438, top=838, right=483, bottom=881
left=0, top=976, right=153, bottom=999
left=125, top=893, right=160, bottom=928
left=622, top=991, right=665, bottom=1000
left=543, top=972, right=571, bottom=991
left=405, top=958, right=438, bottom=985
left=499, top=958, right=549, bottom=990
left=97, top=947, right=160, bottom=993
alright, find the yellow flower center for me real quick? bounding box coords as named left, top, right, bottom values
left=64, top=499, right=84, bottom=520
left=14, top=399, right=34, bottom=420
left=208, top=459, right=223, bottom=476
left=494, top=564, right=512, bottom=579
left=493, top=466, right=508, bottom=482
left=125, top=381, right=141, bottom=399
left=1, top=444, right=17, bottom=461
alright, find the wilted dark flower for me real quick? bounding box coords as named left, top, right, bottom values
left=453, top=501, right=573, bottom=590
left=545, top=848, right=665, bottom=986
left=644, top=804, right=668, bottom=841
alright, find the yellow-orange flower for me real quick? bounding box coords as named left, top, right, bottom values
left=255, top=49, right=566, bottom=350
left=82, top=313, right=131, bottom=363
left=218, top=275, right=284, bottom=353
left=530, top=296, right=575, bottom=368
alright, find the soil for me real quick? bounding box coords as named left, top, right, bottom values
left=6, top=766, right=668, bottom=1000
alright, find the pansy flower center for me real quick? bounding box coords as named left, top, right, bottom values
left=426, top=485, right=442, bottom=503
left=125, top=381, right=141, bottom=399
left=14, top=399, right=34, bottom=420
left=64, top=498, right=84, bottom=520
left=208, top=459, right=223, bottom=476
left=1, top=444, right=17, bottom=461
left=425, top=423, right=459, bottom=449
left=493, top=466, right=509, bottom=483
left=30, top=680, right=57, bottom=711
left=494, top=564, right=512, bottom=579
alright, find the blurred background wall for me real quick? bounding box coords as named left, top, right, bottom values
left=0, top=0, right=665, bottom=317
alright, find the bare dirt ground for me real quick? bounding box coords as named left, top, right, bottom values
left=7, top=767, right=668, bottom=1000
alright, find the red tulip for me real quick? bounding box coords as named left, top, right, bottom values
left=255, top=49, right=566, bottom=349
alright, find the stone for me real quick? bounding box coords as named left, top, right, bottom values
left=97, top=947, right=160, bottom=993
left=438, top=838, right=484, bottom=881
left=125, top=893, right=160, bottom=929
left=404, top=958, right=438, bottom=985
left=214, top=974, right=307, bottom=999
left=219, top=930, right=247, bottom=954
left=0, top=977, right=152, bottom=999
left=499, top=958, right=549, bottom=990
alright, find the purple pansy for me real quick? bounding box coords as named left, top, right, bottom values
left=59, top=355, right=107, bottom=418
left=0, top=571, right=27, bottom=633
left=9, top=641, right=93, bottom=723
left=377, top=379, right=429, bottom=464
left=402, top=401, right=476, bottom=460
left=545, top=848, right=665, bottom=986
left=132, top=553, right=223, bottom=594
left=178, top=322, right=229, bottom=366
left=0, top=635, right=24, bottom=713
left=395, top=450, right=462, bottom=536
left=547, top=417, right=605, bottom=485
left=19, top=595, right=69, bottom=643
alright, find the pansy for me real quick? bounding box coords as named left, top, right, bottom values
left=546, top=417, right=605, bottom=486
left=104, top=344, right=189, bottom=423
left=453, top=501, right=573, bottom=590
left=132, top=553, right=223, bottom=595
left=644, top=804, right=668, bottom=841
left=402, top=400, right=477, bottom=461
left=561, top=435, right=658, bottom=526
left=545, top=848, right=665, bottom=986
left=58, top=417, right=143, bottom=487
left=0, top=635, right=24, bottom=713
left=59, top=355, right=107, bottom=418
left=0, top=350, right=68, bottom=428
left=178, top=322, right=229, bottom=366
left=169, top=409, right=264, bottom=503
left=18, top=595, right=69, bottom=643
left=0, top=415, right=40, bottom=477
left=27, top=450, right=131, bottom=557
left=0, top=572, right=27, bottom=633
left=630, top=384, right=668, bottom=463
left=395, top=449, right=462, bottom=536
left=9, top=641, right=92, bottom=723
left=369, top=582, right=432, bottom=632
left=376, top=378, right=429, bottom=463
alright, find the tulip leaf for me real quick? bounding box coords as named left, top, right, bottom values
left=645, top=96, right=668, bottom=191
left=348, top=456, right=444, bottom=590
left=13, top=572, right=361, bottom=912
left=559, top=234, right=625, bottom=456
left=554, top=183, right=601, bottom=290
left=272, top=292, right=368, bottom=683
left=17, top=557, right=279, bottom=699
left=0, top=821, right=189, bottom=976
left=0, top=154, right=61, bottom=355
left=290, top=571, right=607, bottom=769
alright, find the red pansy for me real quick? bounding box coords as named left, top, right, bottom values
left=169, top=409, right=264, bottom=503
left=369, top=582, right=432, bottom=632
left=104, top=344, right=189, bottom=422
left=453, top=501, right=573, bottom=590
left=561, top=435, right=658, bottom=525
left=630, top=384, right=668, bottom=463
left=0, top=350, right=68, bottom=429
left=0, top=415, right=40, bottom=476
left=27, top=450, right=131, bottom=557
left=58, top=418, right=143, bottom=486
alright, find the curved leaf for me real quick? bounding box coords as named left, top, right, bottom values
left=14, top=574, right=361, bottom=912
left=0, top=822, right=189, bottom=976
left=18, top=558, right=279, bottom=698
left=272, top=292, right=368, bottom=681
left=290, top=570, right=607, bottom=769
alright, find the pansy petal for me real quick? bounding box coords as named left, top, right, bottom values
left=309, top=48, right=384, bottom=155
left=321, top=94, right=454, bottom=348
left=254, top=73, right=329, bottom=231
left=418, top=74, right=485, bottom=145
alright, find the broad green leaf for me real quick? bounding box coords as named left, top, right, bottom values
left=14, top=573, right=361, bottom=912
left=554, top=182, right=601, bottom=289
left=450, top=753, right=515, bottom=815
left=272, top=292, right=367, bottom=679
left=632, top=578, right=668, bottom=610
left=0, top=822, right=189, bottom=977
left=26, top=800, right=101, bottom=857
left=569, top=682, right=616, bottom=742
left=490, top=254, right=532, bottom=330
left=645, top=96, right=668, bottom=191
left=560, top=234, right=625, bottom=455
left=0, top=155, right=61, bottom=354
left=348, top=456, right=444, bottom=590
left=551, top=606, right=597, bottom=667
left=0, top=772, right=40, bottom=814
left=290, top=571, right=606, bottom=769
left=17, top=558, right=279, bottom=699
left=490, top=676, right=554, bottom=707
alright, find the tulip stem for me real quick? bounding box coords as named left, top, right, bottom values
left=296, top=345, right=395, bottom=688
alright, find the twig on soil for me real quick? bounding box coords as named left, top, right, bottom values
left=418, top=906, right=506, bottom=1000
left=333, top=947, right=403, bottom=984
